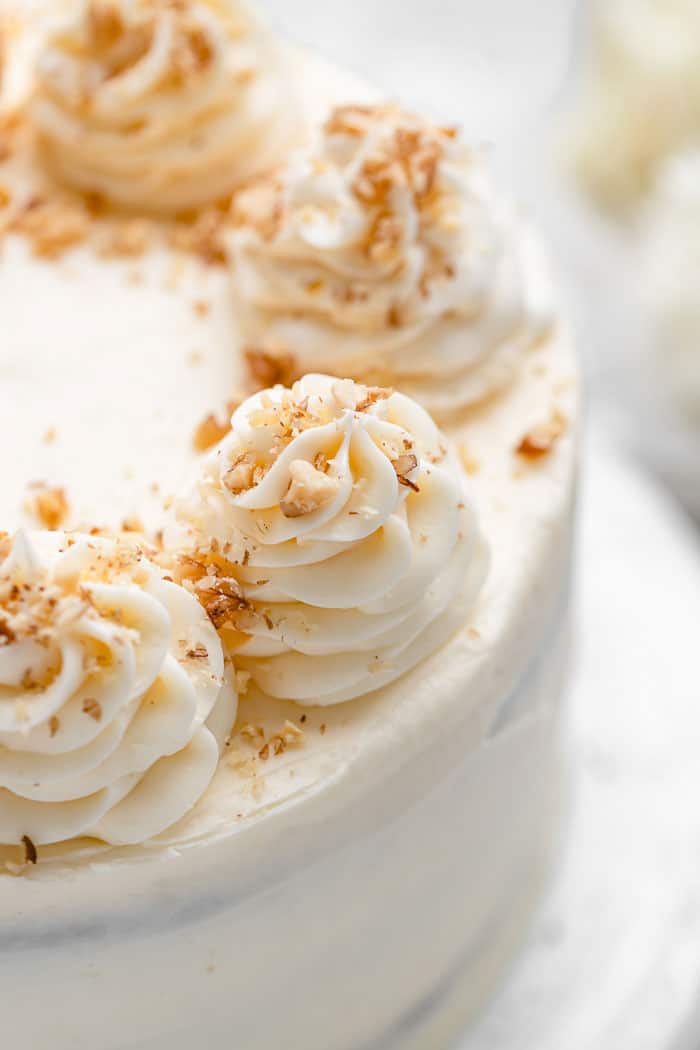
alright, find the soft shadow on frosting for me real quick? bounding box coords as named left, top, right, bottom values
left=230, top=103, right=553, bottom=420
left=0, top=530, right=236, bottom=848
left=178, top=374, right=489, bottom=705
left=31, top=0, right=300, bottom=213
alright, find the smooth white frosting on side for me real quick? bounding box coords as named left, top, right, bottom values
left=179, top=374, right=489, bottom=704
left=230, top=103, right=553, bottom=419
left=32, top=0, right=301, bottom=212
left=0, top=530, right=237, bottom=847
left=570, top=0, right=700, bottom=209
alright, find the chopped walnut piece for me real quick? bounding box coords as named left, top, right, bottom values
left=185, top=643, right=208, bottom=660
left=232, top=179, right=283, bottom=240
left=516, top=409, right=568, bottom=461
left=97, top=218, right=151, bottom=258
left=25, top=484, right=69, bottom=530
left=354, top=386, right=393, bottom=412
left=280, top=460, right=340, bottom=518
left=324, top=104, right=377, bottom=138
left=21, top=835, right=37, bottom=865
left=0, top=617, right=16, bottom=645
left=11, top=197, right=90, bottom=259
left=223, top=453, right=256, bottom=495
left=82, top=698, right=103, bottom=721
left=244, top=348, right=298, bottom=390
left=392, top=453, right=420, bottom=492
left=257, top=720, right=305, bottom=761
left=367, top=211, right=404, bottom=261
left=169, top=209, right=228, bottom=265
left=121, top=515, right=144, bottom=533
left=192, top=400, right=238, bottom=453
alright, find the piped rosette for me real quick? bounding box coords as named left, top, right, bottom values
left=32, top=0, right=300, bottom=213
left=178, top=374, right=489, bottom=706
left=0, top=530, right=236, bottom=849
left=230, top=103, right=554, bottom=419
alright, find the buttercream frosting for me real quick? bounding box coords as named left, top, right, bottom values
left=0, top=529, right=236, bottom=847
left=32, top=0, right=300, bottom=212
left=230, top=103, right=552, bottom=419
left=179, top=374, right=489, bottom=704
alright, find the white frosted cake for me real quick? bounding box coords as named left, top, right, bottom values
left=0, top=3, right=579, bottom=1048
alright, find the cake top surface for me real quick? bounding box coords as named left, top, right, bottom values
left=0, top=1, right=578, bottom=880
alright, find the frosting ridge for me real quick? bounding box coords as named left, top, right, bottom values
left=32, top=0, right=300, bottom=212
left=231, top=103, right=552, bottom=418
left=0, top=530, right=236, bottom=847
left=179, top=374, right=489, bottom=705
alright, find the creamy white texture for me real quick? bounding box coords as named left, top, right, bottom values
left=643, top=151, right=700, bottom=420
left=32, top=0, right=300, bottom=213
left=230, top=104, right=552, bottom=419
left=0, top=530, right=236, bottom=847
left=0, top=29, right=578, bottom=1050
left=570, top=0, right=700, bottom=209
left=181, top=374, right=489, bottom=705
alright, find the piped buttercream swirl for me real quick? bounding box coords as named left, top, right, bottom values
left=32, top=0, right=300, bottom=212
left=179, top=374, right=489, bottom=705
left=231, top=104, right=553, bottom=419
left=0, top=530, right=236, bottom=848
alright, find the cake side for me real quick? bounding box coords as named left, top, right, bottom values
left=0, top=8, right=579, bottom=1050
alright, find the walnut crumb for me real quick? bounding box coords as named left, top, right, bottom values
left=12, top=197, right=90, bottom=259
left=185, top=643, right=208, bottom=660
left=244, top=348, right=298, bottom=390
left=392, top=453, right=419, bottom=492
left=21, top=835, right=37, bottom=865
left=516, top=409, right=567, bottom=461
left=98, top=219, right=151, bottom=258
left=280, top=460, right=340, bottom=518
left=192, top=400, right=238, bottom=452
left=25, top=484, right=69, bottom=530
left=82, top=697, right=102, bottom=721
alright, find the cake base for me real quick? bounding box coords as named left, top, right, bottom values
left=0, top=610, right=570, bottom=1050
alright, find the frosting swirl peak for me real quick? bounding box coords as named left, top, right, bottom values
left=180, top=375, right=489, bottom=705
left=231, top=104, right=553, bottom=418
left=33, top=0, right=300, bottom=212
left=0, top=530, right=237, bottom=849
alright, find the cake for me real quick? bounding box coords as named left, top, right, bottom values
left=0, top=2, right=579, bottom=1048
left=569, top=0, right=700, bottom=212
